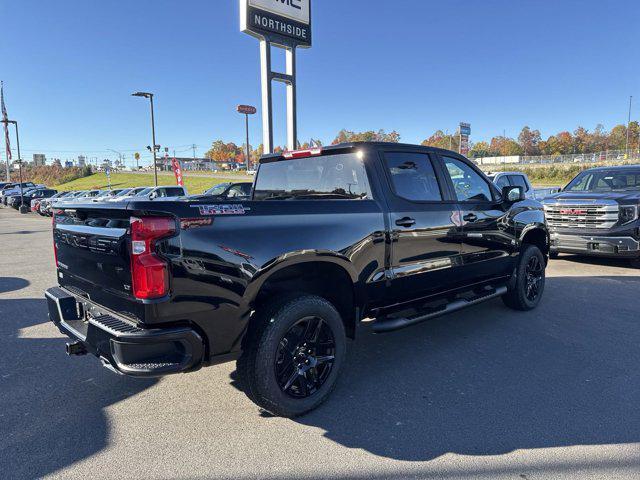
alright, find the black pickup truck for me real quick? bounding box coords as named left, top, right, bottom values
left=543, top=164, right=640, bottom=267
left=46, top=143, right=548, bottom=417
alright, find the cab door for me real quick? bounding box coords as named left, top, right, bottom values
left=381, top=150, right=463, bottom=304
left=439, top=155, right=516, bottom=284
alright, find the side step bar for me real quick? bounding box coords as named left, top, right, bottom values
left=372, top=286, right=508, bottom=333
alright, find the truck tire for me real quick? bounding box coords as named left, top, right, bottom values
left=502, top=244, right=546, bottom=311
left=237, top=294, right=347, bottom=417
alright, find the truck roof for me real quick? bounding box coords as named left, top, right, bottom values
left=260, top=142, right=464, bottom=162
left=583, top=164, right=640, bottom=171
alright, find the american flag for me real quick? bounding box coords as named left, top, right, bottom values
left=1, top=81, right=11, bottom=163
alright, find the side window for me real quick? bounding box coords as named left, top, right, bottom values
left=508, top=174, right=529, bottom=192
left=443, top=156, right=493, bottom=202
left=384, top=152, right=443, bottom=201
left=495, top=175, right=510, bottom=189
left=164, top=188, right=184, bottom=197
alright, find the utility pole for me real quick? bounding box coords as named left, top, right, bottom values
left=191, top=144, right=197, bottom=161
left=625, top=95, right=632, bottom=157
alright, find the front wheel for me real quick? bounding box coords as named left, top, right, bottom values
left=237, top=295, right=347, bottom=417
left=502, top=244, right=546, bottom=311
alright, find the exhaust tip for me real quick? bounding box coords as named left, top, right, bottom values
left=66, top=341, right=88, bottom=356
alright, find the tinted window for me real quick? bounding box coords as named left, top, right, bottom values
left=384, top=152, right=442, bottom=201
left=163, top=188, right=184, bottom=197
left=508, top=174, right=529, bottom=191
left=443, top=156, right=493, bottom=202
left=254, top=153, right=371, bottom=200
left=494, top=175, right=510, bottom=189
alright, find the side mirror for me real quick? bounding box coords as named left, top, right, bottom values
left=502, top=185, right=525, bottom=203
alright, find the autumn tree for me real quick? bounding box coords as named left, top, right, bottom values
left=469, top=141, right=490, bottom=158
left=332, top=129, right=400, bottom=144
left=204, top=140, right=241, bottom=162
left=517, top=126, right=542, bottom=156
left=489, top=136, right=523, bottom=156
left=421, top=130, right=459, bottom=151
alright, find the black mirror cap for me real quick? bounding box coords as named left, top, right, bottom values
left=502, top=185, right=525, bottom=203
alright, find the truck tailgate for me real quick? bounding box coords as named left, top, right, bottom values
left=53, top=205, right=140, bottom=315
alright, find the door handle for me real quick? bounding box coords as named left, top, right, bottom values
left=463, top=213, right=478, bottom=222
left=395, top=217, right=416, bottom=227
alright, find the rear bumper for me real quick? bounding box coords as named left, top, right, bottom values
left=46, top=286, right=205, bottom=377
left=550, top=232, right=640, bottom=258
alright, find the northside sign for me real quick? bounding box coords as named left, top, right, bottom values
left=240, top=0, right=312, bottom=47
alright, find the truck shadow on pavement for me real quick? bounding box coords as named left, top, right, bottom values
left=0, top=298, right=158, bottom=479
left=0, top=277, right=30, bottom=294
left=293, top=274, right=640, bottom=462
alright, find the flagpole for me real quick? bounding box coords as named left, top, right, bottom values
left=1, top=81, right=11, bottom=182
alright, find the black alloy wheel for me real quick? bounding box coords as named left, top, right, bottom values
left=275, top=316, right=336, bottom=398
left=524, top=254, right=544, bottom=302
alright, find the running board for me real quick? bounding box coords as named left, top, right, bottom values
left=372, top=286, right=508, bottom=333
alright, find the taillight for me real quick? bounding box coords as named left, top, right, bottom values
left=130, top=216, right=176, bottom=299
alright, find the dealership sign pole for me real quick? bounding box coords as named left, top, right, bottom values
left=240, top=0, right=311, bottom=153
left=237, top=104, right=257, bottom=168
left=459, top=122, right=471, bottom=156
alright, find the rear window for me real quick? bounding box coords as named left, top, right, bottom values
left=254, top=153, right=371, bottom=200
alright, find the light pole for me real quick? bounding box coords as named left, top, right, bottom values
left=625, top=95, right=633, bottom=157
left=132, top=91, right=158, bottom=186
left=237, top=105, right=257, bottom=169
left=1, top=119, right=26, bottom=213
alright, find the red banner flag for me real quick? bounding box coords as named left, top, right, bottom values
left=171, top=157, right=184, bottom=186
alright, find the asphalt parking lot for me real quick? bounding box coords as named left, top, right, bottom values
left=1, top=207, right=639, bottom=480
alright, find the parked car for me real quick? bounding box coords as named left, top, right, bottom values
left=1, top=182, right=38, bottom=205
left=47, top=143, right=548, bottom=417
left=6, top=187, right=43, bottom=208
left=543, top=164, right=640, bottom=266
left=91, top=189, right=127, bottom=202
left=38, top=191, right=73, bottom=216
left=118, top=185, right=188, bottom=202
left=12, top=188, right=57, bottom=210
left=201, top=182, right=252, bottom=199
left=105, top=187, right=149, bottom=202
left=37, top=191, right=69, bottom=215
left=486, top=171, right=560, bottom=201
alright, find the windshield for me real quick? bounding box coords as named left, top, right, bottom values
left=254, top=152, right=371, bottom=200
left=114, top=188, right=132, bottom=197
left=565, top=169, right=640, bottom=192
left=204, top=183, right=231, bottom=195
left=134, top=188, right=153, bottom=196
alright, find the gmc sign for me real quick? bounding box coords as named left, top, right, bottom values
left=241, top=0, right=312, bottom=47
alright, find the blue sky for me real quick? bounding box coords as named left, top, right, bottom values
left=1, top=0, right=638, bottom=165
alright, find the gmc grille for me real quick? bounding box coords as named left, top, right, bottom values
left=543, top=204, right=619, bottom=229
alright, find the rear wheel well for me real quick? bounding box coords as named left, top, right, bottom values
left=522, top=228, right=549, bottom=256
left=252, top=262, right=357, bottom=339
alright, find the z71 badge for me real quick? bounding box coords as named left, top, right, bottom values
left=192, top=204, right=251, bottom=216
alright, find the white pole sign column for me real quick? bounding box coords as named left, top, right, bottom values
left=240, top=0, right=312, bottom=153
